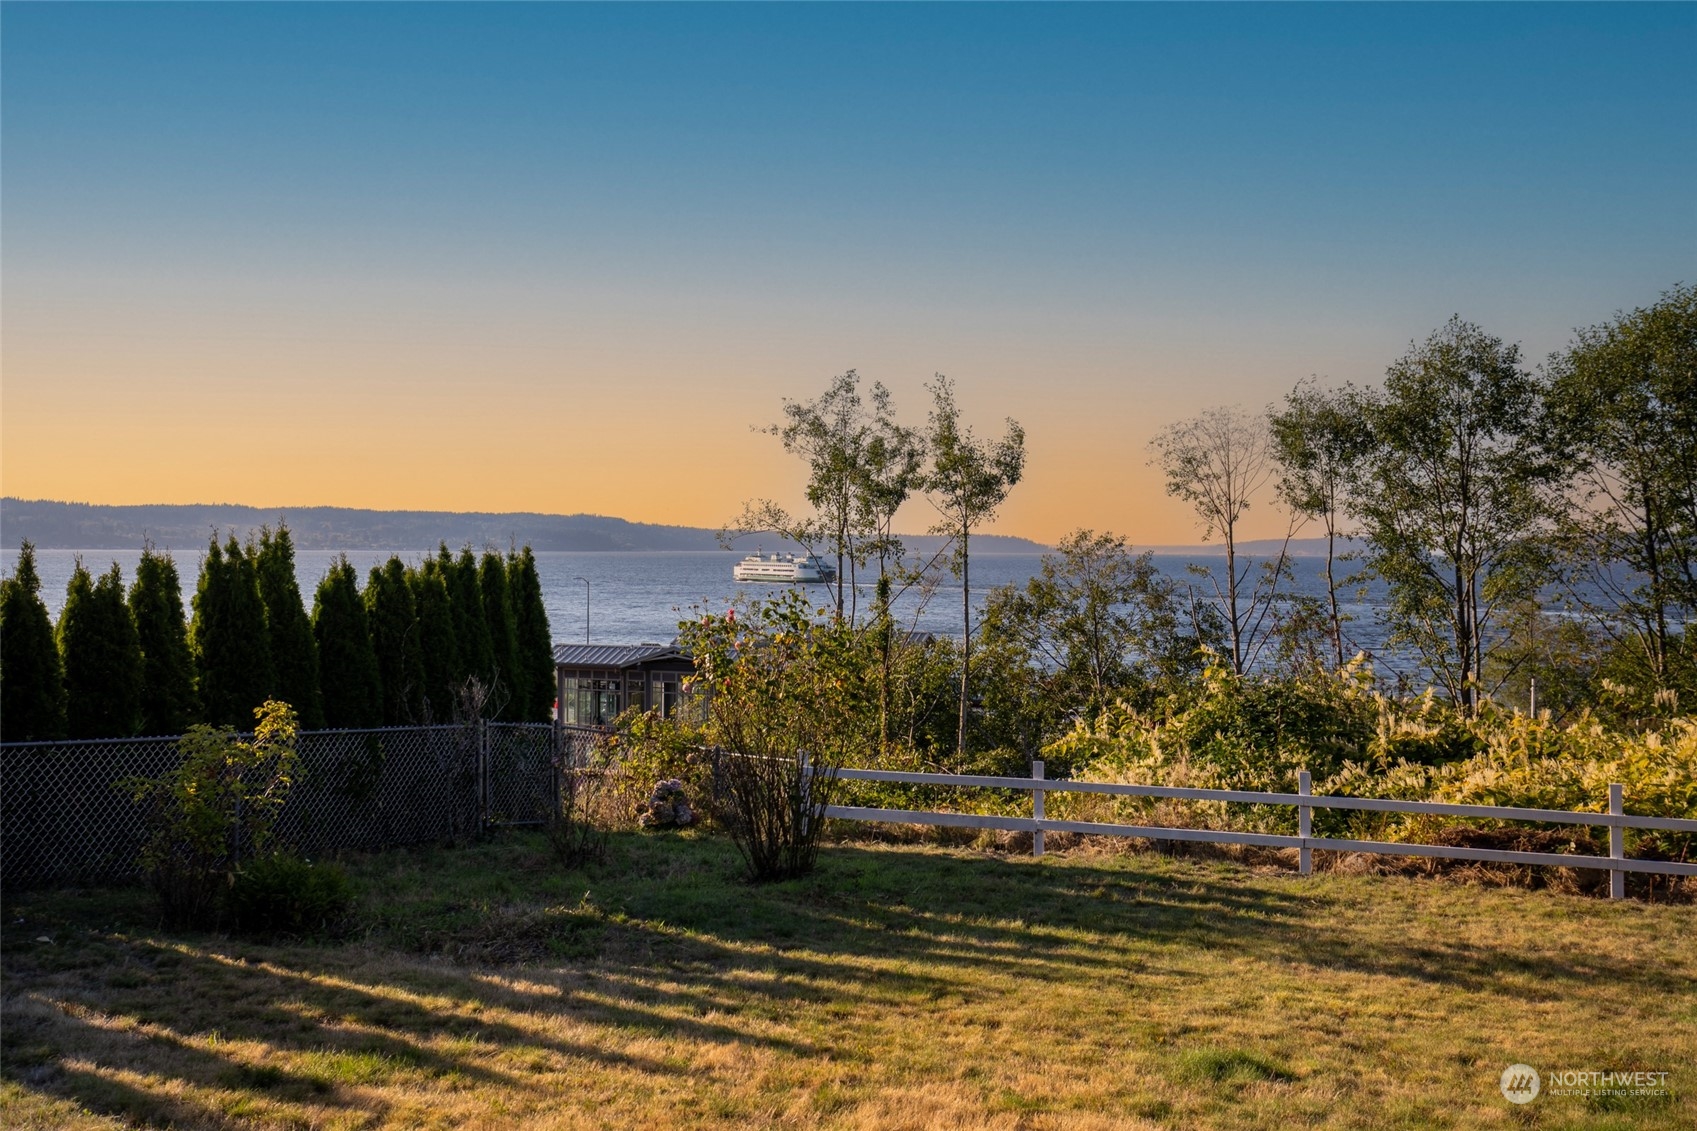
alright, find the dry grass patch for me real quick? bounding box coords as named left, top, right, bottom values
left=3, top=830, right=1693, bottom=1129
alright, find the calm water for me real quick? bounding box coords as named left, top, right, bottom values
left=11, top=547, right=1405, bottom=672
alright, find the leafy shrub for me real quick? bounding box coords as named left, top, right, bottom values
left=1323, top=711, right=1697, bottom=859
left=707, top=746, right=840, bottom=880
left=226, top=853, right=353, bottom=937
left=1167, top=660, right=1378, bottom=790
left=128, top=701, right=300, bottom=929
left=1043, top=660, right=1384, bottom=833
left=1049, top=662, right=1693, bottom=868
left=602, top=710, right=709, bottom=828
left=671, top=592, right=861, bottom=880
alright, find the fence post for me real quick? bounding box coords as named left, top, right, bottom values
left=1032, top=760, right=1045, bottom=858
left=477, top=717, right=490, bottom=834
left=1298, top=770, right=1312, bottom=876
left=799, top=750, right=811, bottom=837
left=551, top=717, right=564, bottom=823
left=1609, top=782, right=1625, bottom=900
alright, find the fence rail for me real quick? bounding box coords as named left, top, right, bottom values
left=0, top=721, right=610, bottom=888
left=821, top=763, right=1697, bottom=897
left=7, top=729, right=1693, bottom=900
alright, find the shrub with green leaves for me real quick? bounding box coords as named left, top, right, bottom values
left=602, top=710, right=710, bottom=822
left=1322, top=711, right=1697, bottom=859
left=227, top=853, right=353, bottom=937
left=129, top=700, right=301, bottom=929
left=667, top=591, right=863, bottom=880
left=1049, top=661, right=1694, bottom=863
left=1046, top=657, right=1386, bottom=835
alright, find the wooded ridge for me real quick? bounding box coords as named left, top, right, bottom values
left=0, top=499, right=1049, bottom=554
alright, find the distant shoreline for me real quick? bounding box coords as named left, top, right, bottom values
left=0, top=498, right=1051, bottom=555
left=1, top=498, right=1365, bottom=558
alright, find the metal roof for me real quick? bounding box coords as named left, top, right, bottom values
left=552, top=642, right=690, bottom=668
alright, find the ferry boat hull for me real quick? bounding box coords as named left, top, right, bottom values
left=732, top=552, right=837, bottom=584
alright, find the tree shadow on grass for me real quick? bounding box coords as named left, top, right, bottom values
left=2, top=919, right=736, bottom=1126
left=3, top=833, right=1687, bottom=1128
left=577, top=838, right=1680, bottom=1000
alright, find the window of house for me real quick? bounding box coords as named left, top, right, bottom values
left=652, top=673, right=682, bottom=718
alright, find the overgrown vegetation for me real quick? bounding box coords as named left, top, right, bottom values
left=1044, top=660, right=1695, bottom=886
left=127, top=702, right=304, bottom=930
left=675, top=294, right=1694, bottom=883
left=672, top=593, right=860, bottom=880
left=224, top=853, right=354, bottom=938
left=545, top=764, right=611, bottom=868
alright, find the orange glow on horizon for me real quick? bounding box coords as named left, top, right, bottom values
left=2, top=327, right=1304, bottom=546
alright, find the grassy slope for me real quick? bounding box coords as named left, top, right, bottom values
left=3, top=832, right=1693, bottom=1130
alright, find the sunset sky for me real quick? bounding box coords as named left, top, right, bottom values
left=3, top=3, right=1692, bottom=546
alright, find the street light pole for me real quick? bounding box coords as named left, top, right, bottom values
left=573, top=576, right=590, bottom=644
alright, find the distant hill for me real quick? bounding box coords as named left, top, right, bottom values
left=1134, top=536, right=1367, bottom=558
left=0, top=498, right=1049, bottom=555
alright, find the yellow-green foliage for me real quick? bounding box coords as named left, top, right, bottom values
left=1047, top=661, right=1696, bottom=854
left=600, top=709, right=710, bottom=828
left=127, top=701, right=301, bottom=928
left=1325, top=712, right=1697, bottom=856
left=1045, top=658, right=1381, bottom=831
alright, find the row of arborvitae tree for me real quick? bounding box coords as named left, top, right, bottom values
left=0, top=528, right=555, bottom=741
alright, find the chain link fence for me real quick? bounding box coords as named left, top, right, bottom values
left=1, top=721, right=614, bottom=889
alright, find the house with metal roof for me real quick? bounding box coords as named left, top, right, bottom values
left=554, top=642, right=693, bottom=727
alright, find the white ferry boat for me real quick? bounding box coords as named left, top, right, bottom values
left=732, top=551, right=837, bottom=584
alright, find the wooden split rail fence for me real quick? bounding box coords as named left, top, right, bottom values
left=809, top=759, right=1697, bottom=899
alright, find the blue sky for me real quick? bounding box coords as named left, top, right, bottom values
left=4, top=3, right=1692, bottom=541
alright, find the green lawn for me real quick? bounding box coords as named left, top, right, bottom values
left=3, top=831, right=1693, bottom=1129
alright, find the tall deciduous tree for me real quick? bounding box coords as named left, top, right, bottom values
left=1349, top=316, right=1557, bottom=713
left=857, top=382, right=929, bottom=584
left=1148, top=405, right=1289, bottom=676
left=1, top=541, right=67, bottom=741
left=1269, top=381, right=1373, bottom=669
left=129, top=544, right=198, bottom=734
left=923, top=374, right=1026, bottom=758
left=255, top=524, right=323, bottom=729
left=367, top=556, right=425, bottom=725
left=731, top=371, right=869, bottom=620
left=409, top=561, right=460, bottom=723
left=731, top=372, right=930, bottom=625
left=1546, top=283, right=1697, bottom=695
left=732, top=373, right=927, bottom=748
left=479, top=550, right=520, bottom=718
left=858, top=385, right=927, bottom=750
left=982, top=530, right=1209, bottom=726
left=507, top=547, right=556, bottom=722
left=59, top=560, right=145, bottom=738
left=191, top=535, right=275, bottom=727
left=313, top=556, right=382, bottom=729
